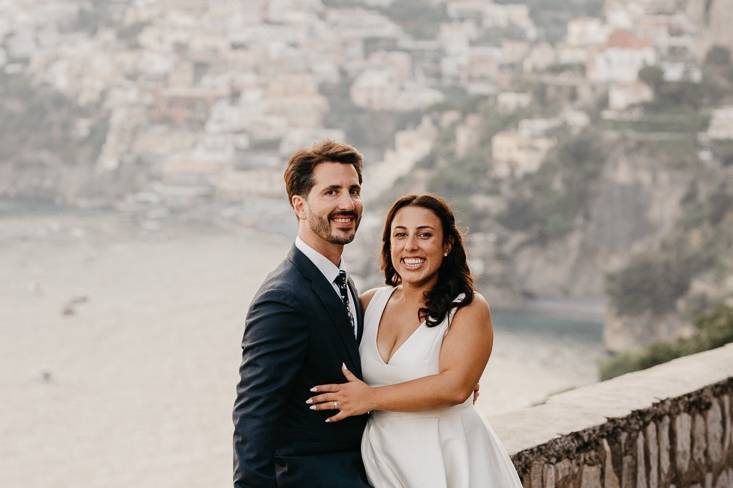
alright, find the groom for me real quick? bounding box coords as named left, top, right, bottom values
left=233, top=140, right=371, bottom=487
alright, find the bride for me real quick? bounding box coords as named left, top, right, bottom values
left=307, top=194, right=523, bottom=488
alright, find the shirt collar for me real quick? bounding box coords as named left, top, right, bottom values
left=295, top=236, right=346, bottom=284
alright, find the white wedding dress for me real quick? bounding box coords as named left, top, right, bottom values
left=359, top=287, right=523, bottom=488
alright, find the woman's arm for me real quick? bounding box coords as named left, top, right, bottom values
left=308, top=294, right=494, bottom=422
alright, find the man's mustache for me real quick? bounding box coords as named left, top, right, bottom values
left=329, top=211, right=359, bottom=220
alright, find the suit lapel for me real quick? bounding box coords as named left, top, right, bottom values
left=289, top=246, right=361, bottom=374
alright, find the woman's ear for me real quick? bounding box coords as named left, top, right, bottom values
left=443, top=238, right=453, bottom=257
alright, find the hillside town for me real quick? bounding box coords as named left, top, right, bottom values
left=2, top=0, right=732, bottom=212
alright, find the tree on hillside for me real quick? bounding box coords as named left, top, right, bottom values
left=638, top=65, right=664, bottom=94
left=705, top=45, right=731, bottom=67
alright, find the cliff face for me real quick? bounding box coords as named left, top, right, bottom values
left=603, top=170, right=733, bottom=351
left=392, top=104, right=731, bottom=351
left=0, top=73, right=113, bottom=205
left=500, top=132, right=733, bottom=351
left=509, top=138, right=695, bottom=301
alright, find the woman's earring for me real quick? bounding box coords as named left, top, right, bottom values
left=443, top=252, right=448, bottom=257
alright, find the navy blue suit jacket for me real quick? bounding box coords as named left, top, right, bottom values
left=233, top=246, right=370, bottom=488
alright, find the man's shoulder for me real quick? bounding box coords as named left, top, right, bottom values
left=253, top=254, right=310, bottom=304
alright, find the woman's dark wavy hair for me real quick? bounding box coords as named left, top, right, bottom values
left=381, top=194, right=474, bottom=327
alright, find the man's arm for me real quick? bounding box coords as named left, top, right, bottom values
left=233, top=288, right=308, bottom=487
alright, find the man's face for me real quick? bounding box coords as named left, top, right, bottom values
left=294, top=162, right=363, bottom=246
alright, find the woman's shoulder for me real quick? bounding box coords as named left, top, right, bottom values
left=451, top=292, right=492, bottom=326
left=359, top=286, right=393, bottom=310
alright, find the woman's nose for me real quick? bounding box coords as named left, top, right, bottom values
left=405, top=234, right=419, bottom=250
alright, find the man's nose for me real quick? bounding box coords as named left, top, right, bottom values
left=336, top=192, right=356, bottom=210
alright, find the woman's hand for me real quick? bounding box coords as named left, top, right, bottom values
left=307, top=364, right=376, bottom=423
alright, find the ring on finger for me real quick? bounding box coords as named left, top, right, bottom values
left=333, top=401, right=339, bottom=409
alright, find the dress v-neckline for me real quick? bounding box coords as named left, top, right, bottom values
left=374, top=287, right=425, bottom=365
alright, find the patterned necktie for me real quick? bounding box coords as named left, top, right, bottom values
left=334, top=270, right=356, bottom=337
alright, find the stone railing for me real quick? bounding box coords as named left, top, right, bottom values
left=490, top=343, right=733, bottom=487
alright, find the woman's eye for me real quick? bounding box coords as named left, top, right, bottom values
left=419, top=233, right=432, bottom=239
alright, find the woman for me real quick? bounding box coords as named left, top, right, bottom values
left=307, top=194, right=523, bottom=487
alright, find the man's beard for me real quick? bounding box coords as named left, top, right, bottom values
left=308, top=210, right=360, bottom=245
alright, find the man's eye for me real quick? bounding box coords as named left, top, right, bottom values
left=350, top=188, right=360, bottom=196
left=325, top=190, right=336, bottom=196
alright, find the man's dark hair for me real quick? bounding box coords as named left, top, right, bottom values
left=283, top=140, right=363, bottom=206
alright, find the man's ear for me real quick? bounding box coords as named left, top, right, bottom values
left=292, top=195, right=306, bottom=220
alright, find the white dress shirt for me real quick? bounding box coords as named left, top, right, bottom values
left=295, top=236, right=358, bottom=337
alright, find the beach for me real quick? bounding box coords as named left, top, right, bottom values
left=0, top=211, right=604, bottom=488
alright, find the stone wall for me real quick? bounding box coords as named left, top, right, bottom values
left=490, top=343, right=733, bottom=487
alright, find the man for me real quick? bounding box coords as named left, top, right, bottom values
left=233, top=140, right=371, bottom=487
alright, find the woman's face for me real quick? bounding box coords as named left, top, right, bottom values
left=389, top=205, right=450, bottom=288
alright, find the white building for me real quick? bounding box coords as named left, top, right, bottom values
left=497, top=92, right=531, bottom=113
left=587, top=29, right=657, bottom=83
left=491, top=130, right=555, bottom=178
left=466, top=46, right=500, bottom=81
left=366, top=116, right=437, bottom=196
left=326, top=8, right=404, bottom=41
left=350, top=70, right=443, bottom=111
left=566, top=17, right=608, bottom=47
left=523, top=42, right=557, bottom=72
left=439, top=22, right=476, bottom=55
left=211, top=168, right=283, bottom=199
left=455, top=114, right=481, bottom=158
left=660, top=61, right=701, bottom=83
left=608, top=81, right=654, bottom=111
left=350, top=69, right=399, bottom=110
left=707, top=106, right=733, bottom=141
left=278, top=129, right=346, bottom=158
left=501, top=40, right=531, bottom=65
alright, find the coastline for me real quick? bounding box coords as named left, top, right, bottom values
left=500, top=297, right=606, bottom=323
left=0, top=207, right=605, bottom=487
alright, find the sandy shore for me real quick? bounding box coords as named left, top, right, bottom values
left=1, top=211, right=603, bottom=488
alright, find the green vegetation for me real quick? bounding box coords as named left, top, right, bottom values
left=701, top=45, right=733, bottom=105
left=496, top=0, right=602, bottom=42
left=380, top=0, right=448, bottom=40
left=600, top=304, right=733, bottom=380
left=680, top=179, right=733, bottom=229
left=706, top=46, right=732, bottom=66
left=321, top=76, right=423, bottom=154
left=74, top=1, right=129, bottom=37
left=606, top=175, right=732, bottom=322
left=0, top=73, right=108, bottom=168
left=601, top=110, right=708, bottom=133
left=638, top=66, right=705, bottom=110
left=606, top=252, right=711, bottom=317
left=710, top=141, right=733, bottom=167
left=497, top=129, right=606, bottom=242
